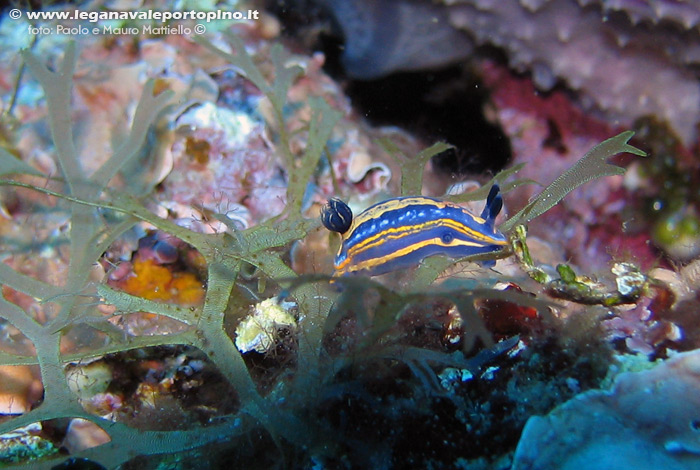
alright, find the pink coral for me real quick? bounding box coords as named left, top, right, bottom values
left=479, top=60, right=659, bottom=272
left=602, top=297, right=681, bottom=355
left=322, top=0, right=700, bottom=145
left=446, top=0, right=700, bottom=145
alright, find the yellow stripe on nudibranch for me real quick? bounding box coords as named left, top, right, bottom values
left=320, top=185, right=507, bottom=277
left=346, top=216, right=501, bottom=258
left=336, top=236, right=489, bottom=275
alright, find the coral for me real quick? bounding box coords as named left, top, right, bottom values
left=167, top=98, right=288, bottom=224
left=479, top=61, right=660, bottom=272
left=639, top=260, right=700, bottom=352
left=320, top=0, right=700, bottom=145
left=511, top=349, right=700, bottom=470
left=579, top=0, right=700, bottom=27
left=447, top=0, right=700, bottom=145
left=602, top=297, right=682, bottom=355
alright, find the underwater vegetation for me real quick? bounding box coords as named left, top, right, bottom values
left=0, top=4, right=695, bottom=469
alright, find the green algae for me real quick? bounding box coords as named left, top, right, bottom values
left=0, top=34, right=649, bottom=470
left=500, top=131, right=646, bottom=233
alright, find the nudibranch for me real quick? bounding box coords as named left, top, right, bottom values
left=321, top=185, right=508, bottom=276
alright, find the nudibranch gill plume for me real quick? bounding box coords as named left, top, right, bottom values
left=321, top=185, right=508, bottom=276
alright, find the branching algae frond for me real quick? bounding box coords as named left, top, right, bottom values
left=0, top=34, right=648, bottom=469
left=500, top=131, right=647, bottom=233
left=504, top=133, right=650, bottom=306
left=0, top=38, right=340, bottom=468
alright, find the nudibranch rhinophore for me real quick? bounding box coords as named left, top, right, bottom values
left=321, top=185, right=508, bottom=276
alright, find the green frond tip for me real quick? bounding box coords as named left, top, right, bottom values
left=405, top=142, right=452, bottom=196
left=378, top=139, right=452, bottom=196
left=287, top=97, right=342, bottom=214
left=499, top=131, right=646, bottom=233
left=21, top=41, right=82, bottom=187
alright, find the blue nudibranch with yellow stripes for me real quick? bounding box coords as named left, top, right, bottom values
left=321, top=185, right=508, bottom=276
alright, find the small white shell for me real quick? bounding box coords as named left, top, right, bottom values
left=234, top=299, right=296, bottom=354
left=346, top=150, right=392, bottom=186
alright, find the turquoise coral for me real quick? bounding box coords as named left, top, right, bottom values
left=512, top=350, right=700, bottom=470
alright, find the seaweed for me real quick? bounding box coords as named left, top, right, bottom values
left=0, top=35, right=399, bottom=469
left=0, top=33, right=648, bottom=470
left=0, top=39, right=316, bottom=468
left=499, top=131, right=647, bottom=233
left=377, top=138, right=452, bottom=196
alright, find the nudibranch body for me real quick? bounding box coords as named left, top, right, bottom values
left=321, top=185, right=508, bottom=277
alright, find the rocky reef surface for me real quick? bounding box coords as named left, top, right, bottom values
left=512, top=349, right=700, bottom=470
left=322, top=0, right=700, bottom=145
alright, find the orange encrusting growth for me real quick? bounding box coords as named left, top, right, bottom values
left=120, top=257, right=205, bottom=305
